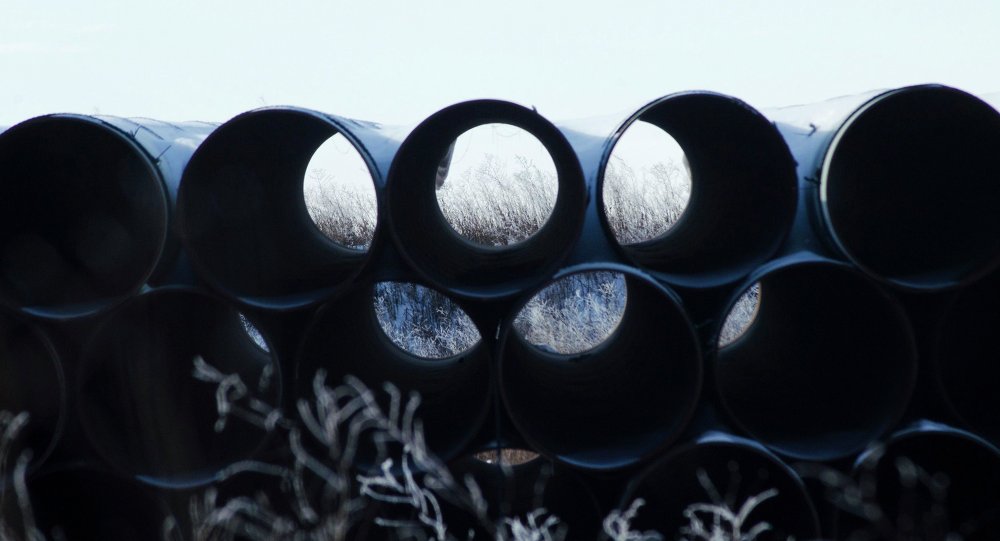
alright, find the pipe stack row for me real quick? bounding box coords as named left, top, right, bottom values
left=0, top=84, right=999, bottom=540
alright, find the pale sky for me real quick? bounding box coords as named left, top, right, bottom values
left=3, top=1, right=1000, bottom=127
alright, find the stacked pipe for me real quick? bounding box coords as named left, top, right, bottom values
left=0, top=83, right=997, bottom=539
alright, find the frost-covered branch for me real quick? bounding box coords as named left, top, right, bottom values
left=187, top=358, right=566, bottom=541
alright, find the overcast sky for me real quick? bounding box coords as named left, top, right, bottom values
left=3, top=1, right=1000, bottom=127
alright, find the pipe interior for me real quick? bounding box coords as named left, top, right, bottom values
left=500, top=273, right=700, bottom=469
left=936, top=271, right=1000, bottom=442
left=296, top=283, right=492, bottom=465
left=179, top=110, right=370, bottom=308
left=715, top=262, right=916, bottom=460
left=78, top=290, right=279, bottom=486
left=624, top=441, right=819, bottom=540
left=604, top=94, right=797, bottom=286
left=823, top=87, right=1000, bottom=289
left=388, top=101, right=586, bottom=298
left=0, top=116, right=167, bottom=316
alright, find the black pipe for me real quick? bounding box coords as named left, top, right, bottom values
left=0, top=115, right=215, bottom=318
left=0, top=309, right=65, bottom=472
left=7, top=467, right=175, bottom=540
left=594, top=92, right=798, bottom=288
left=386, top=100, right=587, bottom=300
left=714, top=256, right=917, bottom=461
left=835, top=422, right=1000, bottom=540
left=296, top=281, right=492, bottom=466
left=619, top=433, right=820, bottom=541
left=498, top=264, right=701, bottom=470
left=934, top=270, right=1000, bottom=444
left=178, top=107, right=401, bottom=310
left=772, top=85, right=1000, bottom=290
left=77, top=288, right=280, bottom=488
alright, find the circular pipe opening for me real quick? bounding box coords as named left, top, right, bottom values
left=178, top=108, right=377, bottom=310
left=621, top=437, right=820, bottom=541
left=78, top=289, right=281, bottom=487
left=499, top=268, right=701, bottom=470
left=603, top=120, right=692, bottom=245
left=599, top=93, right=797, bottom=288
left=297, top=282, right=492, bottom=465
left=715, top=260, right=917, bottom=461
left=436, top=123, right=559, bottom=247
left=0, top=312, right=65, bottom=471
left=821, top=85, right=1000, bottom=290
left=303, top=132, right=377, bottom=251
left=0, top=115, right=168, bottom=317
left=374, top=281, right=482, bottom=360
left=387, top=100, right=586, bottom=299
left=838, top=425, right=1000, bottom=540
left=935, top=271, right=1000, bottom=443
left=512, top=270, right=626, bottom=355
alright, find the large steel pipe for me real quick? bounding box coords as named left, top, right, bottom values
left=178, top=107, right=402, bottom=310
left=0, top=310, right=64, bottom=470
left=771, top=85, right=1000, bottom=290
left=387, top=100, right=587, bottom=299
left=4, top=467, right=174, bottom=540
left=934, top=269, right=1000, bottom=444
left=619, top=433, right=820, bottom=541
left=498, top=264, right=701, bottom=470
left=0, top=115, right=215, bottom=318
left=835, top=422, right=1000, bottom=540
left=596, top=92, right=797, bottom=287
left=296, top=281, right=492, bottom=465
left=715, top=257, right=917, bottom=461
left=77, top=288, right=280, bottom=487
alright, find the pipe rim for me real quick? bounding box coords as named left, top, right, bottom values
left=77, top=287, right=282, bottom=488
left=178, top=106, right=381, bottom=311
left=0, top=114, right=169, bottom=318
left=713, top=257, right=918, bottom=461
left=386, top=99, right=587, bottom=300
left=597, top=91, right=798, bottom=288
left=295, top=281, right=493, bottom=466
left=620, top=437, right=821, bottom=540
left=819, top=84, right=1000, bottom=291
left=497, top=263, right=702, bottom=471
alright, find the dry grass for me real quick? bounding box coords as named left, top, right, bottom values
left=305, top=149, right=756, bottom=358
